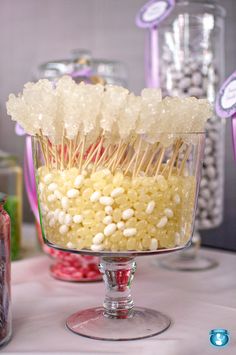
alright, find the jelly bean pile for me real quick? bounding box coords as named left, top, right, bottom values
left=38, top=165, right=195, bottom=252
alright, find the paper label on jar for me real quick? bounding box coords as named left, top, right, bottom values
left=136, top=0, right=175, bottom=28
left=216, top=71, right=236, bottom=118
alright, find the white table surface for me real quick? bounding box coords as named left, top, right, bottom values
left=2, top=224, right=236, bottom=354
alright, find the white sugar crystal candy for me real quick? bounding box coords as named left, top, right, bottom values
left=64, top=214, right=72, bottom=225
left=67, top=242, right=74, bottom=249
left=111, top=187, right=124, bottom=198
left=79, top=83, right=104, bottom=137
left=74, top=175, right=84, bottom=188
left=104, top=223, right=117, bottom=236
left=48, top=182, right=58, bottom=192
left=123, top=228, right=137, bottom=237
left=44, top=174, right=53, bottom=184
left=92, top=233, right=104, bottom=245
left=73, top=215, right=83, bottom=224
left=117, top=221, right=125, bottom=230
left=67, top=188, right=79, bottom=198
left=137, top=88, right=162, bottom=134
left=103, top=215, right=112, bottom=225
left=90, top=191, right=101, bottom=202
left=99, top=196, right=114, bottom=206
left=54, top=190, right=62, bottom=199
left=164, top=208, right=174, bottom=218
left=156, top=216, right=168, bottom=228
left=58, top=211, right=65, bottom=224
left=47, top=194, right=56, bottom=202
left=118, top=93, right=141, bottom=139
left=57, top=76, right=82, bottom=141
left=150, top=238, right=158, bottom=250
left=100, top=85, right=129, bottom=133
left=105, top=206, right=113, bottom=215
left=59, top=225, right=68, bottom=234
left=61, top=196, right=69, bottom=209
left=91, top=244, right=104, bottom=252
left=49, top=218, right=56, bottom=227
left=122, top=208, right=134, bottom=220
left=173, top=194, right=181, bottom=204
left=146, top=201, right=155, bottom=214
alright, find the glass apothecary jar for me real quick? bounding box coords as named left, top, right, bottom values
left=0, top=151, right=22, bottom=260
left=158, top=0, right=225, bottom=230
left=36, top=49, right=128, bottom=87
left=0, top=193, right=12, bottom=346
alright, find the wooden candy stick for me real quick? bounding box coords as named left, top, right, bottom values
left=132, top=136, right=142, bottom=178
left=78, top=136, right=86, bottom=172
left=178, top=145, right=192, bottom=176
left=93, top=135, right=104, bottom=172
left=154, top=147, right=165, bottom=178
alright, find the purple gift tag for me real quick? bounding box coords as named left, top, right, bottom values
left=216, top=71, right=236, bottom=160
left=136, top=0, right=175, bottom=29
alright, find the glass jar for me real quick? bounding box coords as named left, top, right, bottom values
left=158, top=0, right=226, bottom=229
left=35, top=49, right=128, bottom=87
left=0, top=151, right=22, bottom=260
left=0, top=193, right=12, bottom=346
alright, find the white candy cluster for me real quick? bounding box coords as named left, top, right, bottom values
left=38, top=166, right=195, bottom=252
left=6, top=76, right=212, bottom=146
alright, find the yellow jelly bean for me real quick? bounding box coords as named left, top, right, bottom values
left=125, top=217, right=137, bottom=228
left=126, top=238, right=136, bottom=250
left=95, top=211, right=106, bottom=222
left=102, top=184, right=114, bottom=195
left=112, top=208, right=122, bottom=222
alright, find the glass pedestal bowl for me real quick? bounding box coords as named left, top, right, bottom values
left=33, top=132, right=205, bottom=340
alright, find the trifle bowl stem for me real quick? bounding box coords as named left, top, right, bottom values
left=66, top=256, right=171, bottom=340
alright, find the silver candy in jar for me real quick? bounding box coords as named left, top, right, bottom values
left=160, top=57, right=224, bottom=230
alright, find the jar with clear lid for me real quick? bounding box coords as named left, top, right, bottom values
left=158, top=0, right=226, bottom=230
left=0, top=151, right=22, bottom=260
left=35, top=49, right=128, bottom=87
left=0, top=193, right=12, bottom=346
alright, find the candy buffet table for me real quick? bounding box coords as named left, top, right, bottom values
left=3, top=224, right=236, bottom=354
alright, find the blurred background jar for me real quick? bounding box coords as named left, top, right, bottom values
left=35, top=49, right=128, bottom=87
left=0, top=151, right=22, bottom=260
left=158, top=0, right=226, bottom=232
left=0, top=193, right=12, bottom=346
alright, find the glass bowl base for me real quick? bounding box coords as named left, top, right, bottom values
left=66, top=307, right=171, bottom=341
left=158, top=254, right=218, bottom=272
